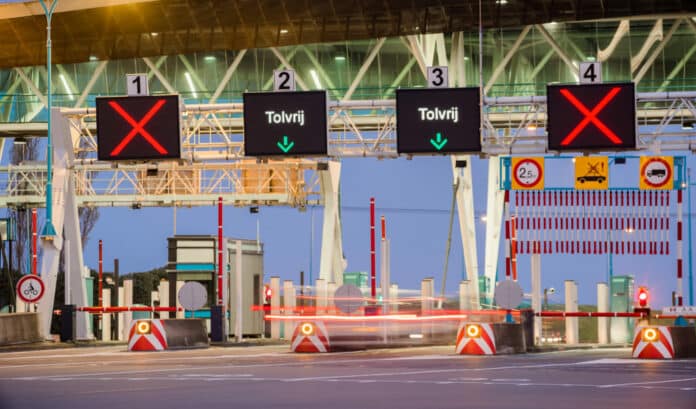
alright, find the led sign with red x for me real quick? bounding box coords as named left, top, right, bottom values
left=96, top=95, right=181, bottom=161
left=547, top=83, right=636, bottom=151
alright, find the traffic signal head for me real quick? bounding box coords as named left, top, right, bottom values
left=637, top=287, right=649, bottom=307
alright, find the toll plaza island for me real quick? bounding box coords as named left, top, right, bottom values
left=0, top=2, right=695, bottom=409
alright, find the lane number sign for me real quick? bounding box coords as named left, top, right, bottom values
left=639, top=156, right=673, bottom=190
left=126, top=74, right=149, bottom=96
left=274, top=70, right=296, bottom=91
left=579, top=62, right=602, bottom=84
left=511, top=157, right=544, bottom=190
left=16, top=275, right=45, bottom=303
left=427, top=66, right=449, bottom=88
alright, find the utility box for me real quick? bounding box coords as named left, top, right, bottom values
left=226, top=239, right=265, bottom=337
left=610, top=275, right=634, bottom=343
left=343, top=272, right=368, bottom=289
left=479, top=276, right=491, bottom=307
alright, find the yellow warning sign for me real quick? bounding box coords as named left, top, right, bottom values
left=511, top=157, right=545, bottom=190
left=639, top=156, right=673, bottom=190
left=574, top=156, right=608, bottom=190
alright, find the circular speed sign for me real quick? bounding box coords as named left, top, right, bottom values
left=512, top=158, right=543, bottom=189
left=16, top=275, right=45, bottom=303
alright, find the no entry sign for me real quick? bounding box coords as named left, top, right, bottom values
left=96, top=95, right=181, bottom=161
left=639, top=156, right=673, bottom=190
left=547, top=83, right=636, bottom=151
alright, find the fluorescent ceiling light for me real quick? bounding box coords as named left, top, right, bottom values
left=184, top=72, right=197, bottom=98
left=309, top=69, right=322, bottom=89
left=335, top=55, right=346, bottom=61
left=59, top=74, right=74, bottom=101
left=280, top=29, right=289, bottom=34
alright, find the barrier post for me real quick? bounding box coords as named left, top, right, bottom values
left=421, top=278, right=434, bottom=338
left=531, top=253, right=542, bottom=343
left=389, top=284, right=399, bottom=313
left=283, top=280, right=296, bottom=340
left=597, top=282, right=609, bottom=344
left=316, top=279, right=327, bottom=315
left=117, top=286, right=124, bottom=340
left=459, top=280, right=471, bottom=312
left=123, top=279, right=133, bottom=341
left=270, top=276, right=281, bottom=339
left=101, top=289, right=111, bottom=341
left=565, top=280, right=578, bottom=344
left=158, top=280, right=170, bottom=319
left=327, top=282, right=337, bottom=313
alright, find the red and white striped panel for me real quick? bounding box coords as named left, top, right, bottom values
left=632, top=326, right=674, bottom=359
left=291, top=321, right=330, bottom=353
left=128, top=320, right=168, bottom=351
left=455, top=323, right=496, bottom=355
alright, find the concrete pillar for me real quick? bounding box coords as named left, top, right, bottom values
left=283, top=280, right=296, bottom=340
left=101, top=289, right=111, bottom=341
left=150, top=291, right=158, bottom=310
left=459, top=280, right=471, bottom=312
left=123, top=279, right=133, bottom=340
left=565, top=280, right=578, bottom=345
left=158, top=280, right=170, bottom=319
left=531, top=253, right=542, bottom=344
left=597, top=282, right=609, bottom=345
left=270, top=276, right=280, bottom=339
left=176, top=281, right=184, bottom=318
left=327, top=282, right=337, bottom=313
left=316, top=279, right=327, bottom=315
left=389, top=284, right=399, bottom=313
left=16, top=297, right=27, bottom=313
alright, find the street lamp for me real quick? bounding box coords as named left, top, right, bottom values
left=543, top=287, right=555, bottom=309
left=39, top=0, right=58, bottom=240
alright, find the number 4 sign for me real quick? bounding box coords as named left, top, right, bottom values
left=579, top=62, right=602, bottom=84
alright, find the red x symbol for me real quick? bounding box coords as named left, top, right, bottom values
left=108, top=99, right=169, bottom=156
left=559, top=87, right=623, bottom=146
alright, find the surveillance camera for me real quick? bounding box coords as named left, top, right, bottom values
left=548, top=288, right=555, bottom=294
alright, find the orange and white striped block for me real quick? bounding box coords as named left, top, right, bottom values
left=632, top=326, right=674, bottom=359
left=455, top=323, right=496, bottom=355
left=291, top=321, right=330, bottom=353
left=128, top=320, right=168, bottom=351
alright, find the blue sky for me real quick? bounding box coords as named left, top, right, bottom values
left=71, top=153, right=694, bottom=307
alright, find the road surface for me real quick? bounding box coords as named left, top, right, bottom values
left=1, top=345, right=695, bottom=409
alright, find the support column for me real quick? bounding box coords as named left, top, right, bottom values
left=389, top=284, right=399, bottom=313
left=483, top=156, right=505, bottom=305
left=283, top=280, right=295, bottom=340
left=451, top=156, right=480, bottom=308
left=421, top=278, right=434, bottom=338
left=101, top=288, right=111, bottom=341
left=37, top=109, right=90, bottom=340
left=380, top=238, right=390, bottom=314
left=158, top=280, right=169, bottom=319
left=327, top=282, right=337, bottom=313
left=270, top=276, right=280, bottom=339
left=318, top=161, right=344, bottom=285
left=597, top=282, right=609, bottom=345
left=531, top=252, right=542, bottom=344
left=565, top=280, right=578, bottom=345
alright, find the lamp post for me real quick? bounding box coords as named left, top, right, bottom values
left=39, top=0, right=58, bottom=240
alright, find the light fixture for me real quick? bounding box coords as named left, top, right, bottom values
left=136, top=321, right=151, bottom=334
left=89, top=55, right=98, bottom=61
left=184, top=72, right=197, bottom=98
left=309, top=69, right=322, bottom=89
left=280, top=29, right=289, bottom=34
left=59, top=74, right=74, bottom=101
left=204, top=55, right=216, bottom=62
left=480, top=215, right=488, bottom=223
left=624, top=227, right=635, bottom=233
left=150, top=32, right=159, bottom=36
left=495, top=0, right=508, bottom=4
left=335, top=55, right=346, bottom=61
left=527, top=124, right=538, bottom=131
left=300, top=322, right=315, bottom=336
left=463, top=56, right=470, bottom=61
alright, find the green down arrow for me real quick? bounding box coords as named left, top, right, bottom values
left=277, top=135, right=295, bottom=153
left=429, top=132, right=448, bottom=151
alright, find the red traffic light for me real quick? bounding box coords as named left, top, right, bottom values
left=264, top=285, right=273, bottom=303
left=637, top=287, right=649, bottom=307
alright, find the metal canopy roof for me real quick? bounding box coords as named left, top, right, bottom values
left=0, top=0, right=694, bottom=68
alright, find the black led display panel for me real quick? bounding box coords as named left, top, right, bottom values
left=243, top=91, right=328, bottom=157
left=547, top=82, right=636, bottom=151
left=96, top=95, right=181, bottom=161
left=396, top=87, right=481, bottom=154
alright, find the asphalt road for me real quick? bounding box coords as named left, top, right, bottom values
left=1, top=345, right=695, bottom=409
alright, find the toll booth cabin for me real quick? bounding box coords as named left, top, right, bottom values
left=167, top=235, right=264, bottom=338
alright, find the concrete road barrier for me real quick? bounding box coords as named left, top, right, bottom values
left=491, top=323, right=527, bottom=354
left=671, top=326, right=696, bottom=358
left=161, top=319, right=209, bottom=349
left=0, top=313, right=42, bottom=345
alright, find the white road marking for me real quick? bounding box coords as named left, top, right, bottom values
left=599, top=377, right=696, bottom=388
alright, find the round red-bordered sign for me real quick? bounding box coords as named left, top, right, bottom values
left=641, top=158, right=672, bottom=189
left=512, top=158, right=543, bottom=189
left=16, top=275, right=45, bottom=303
